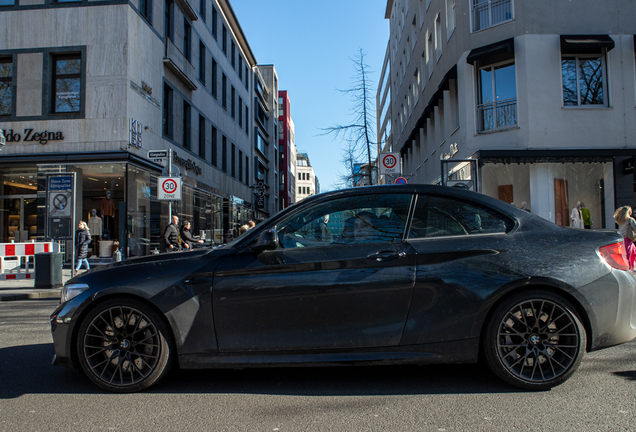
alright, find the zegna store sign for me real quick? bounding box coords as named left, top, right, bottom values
left=0, top=128, right=65, bottom=145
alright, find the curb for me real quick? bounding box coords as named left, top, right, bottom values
left=0, top=290, right=62, bottom=301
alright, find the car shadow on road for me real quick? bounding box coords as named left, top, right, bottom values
left=0, top=343, right=518, bottom=397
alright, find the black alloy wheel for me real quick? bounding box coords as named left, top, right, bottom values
left=77, top=298, right=174, bottom=393
left=483, top=290, right=586, bottom=391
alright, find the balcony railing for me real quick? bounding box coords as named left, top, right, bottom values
left=163, top=38, right=198, bottom=91
left=478, top=97, right=517, bottom=132
left=473, top=0, right=513, bottom=32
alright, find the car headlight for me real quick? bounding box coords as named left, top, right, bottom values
left=62, top=283, right=90, bottom=303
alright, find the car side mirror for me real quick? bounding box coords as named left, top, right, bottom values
left=250, top=228, right=279, bottom=253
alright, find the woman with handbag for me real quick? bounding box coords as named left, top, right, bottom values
left=614, top=206, right=636, bottom=270
left=74, top=221, right=92, bottom=275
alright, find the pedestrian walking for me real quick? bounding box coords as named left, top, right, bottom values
left=163, top=215, right=184, bottom=252
left=614, top=206, right=636, bottom=270
left=74, top=221, right=91, bottom=275
left=180, top=220, right=204, bottom=249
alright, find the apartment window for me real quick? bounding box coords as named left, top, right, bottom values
left=140, top=0, right=152, bottom=23
left=222, top=73, right=227, bottom=110
left=231, top=143, right=236, bottom=177
left=298, top=187, right=302, bottom=194
left=212, top=5, right=217, bottom=39
left=231, top=41, right=236, bottom=69
left=199, top=0, right=206, bottom=22
left=426, top=31, right=433, bottom=77
left=0, top=58, right=13, bottom=116
left=222, top=135, right=227, bottom=172
left=183, top=100, right=191, bottom=149
left=199, top=42, right=206, bottom=84
left=562, top=54, right=607, bottom=107
left=244, top=66, right=249, bottom=90
left=163, top=83, right=173, bottom=137
left=198, top=115, right=205, bottom=158
left=211, top=58, right=217, bottom=98
left=245, top=106, right=249, bottom=134
left=239, top=150, right=243, bottom=182
left=239, top=57, right=243, bottom=79
left=211, top=126, right=217, bottom=166
left=472, top=0, right=513, bottom=32
left=446, top=0, right=456, bottom=39
left=426, top=0, right=431, bottom=10
left=52, top=54, right=81, bottom=113
left=231, top=86, right=235, bottom=118
left=256, top=132, right=267, bottom=155
left=434, top=14, right=442, bottom=61
left=184, top=19, right=192, bottom=62
left=245, top=155, right=249, bottom=184
left=0, top=0, right=15, bottom=5
left=413, top=69, right=419, bottom=105
left=238, top=96, right=243, bottom=127
left=478, top=61, right=517, bottom=132
left=222, top=25, right=227, bottom=56
left=164, top=0, right=174, bottom=40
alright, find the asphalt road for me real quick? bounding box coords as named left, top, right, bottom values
left=1, top=299, right=635, bottom=432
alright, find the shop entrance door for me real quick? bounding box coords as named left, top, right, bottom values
left=0, top=196, right=38, bottom=243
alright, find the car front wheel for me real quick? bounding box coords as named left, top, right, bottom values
left=77, top=298, right=174, bottom=393
left=482, top=290, right=586, bottom=391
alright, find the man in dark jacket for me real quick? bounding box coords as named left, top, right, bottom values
left=180, top=220, right=204, bottom=249
left=163, top=215, right=183, bottom=252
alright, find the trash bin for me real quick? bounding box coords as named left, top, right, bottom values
left=35, top=252, right=63, bottom=288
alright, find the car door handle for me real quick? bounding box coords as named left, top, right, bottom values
left=367, top=251, right=406, bottom=261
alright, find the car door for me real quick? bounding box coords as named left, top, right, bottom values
left=401, top=193, right=517, bottom=345
left=212, top=193, right=418, bottom=352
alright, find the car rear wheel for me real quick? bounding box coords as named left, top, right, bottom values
left=482, top=290, right=586, bottom=391
left=77, top=298, right=174, bottom=393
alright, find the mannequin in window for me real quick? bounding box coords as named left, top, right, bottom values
left=101, top=190, right=116, bottom=231
left=571, top=202, right=584, bottom=228
left=88, top=209, right=103, bottom=241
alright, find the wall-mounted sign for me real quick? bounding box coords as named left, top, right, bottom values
left=173, top=151, right=202, bottom=175
left=255, top=181, right=265, bottom=209
left=130, top=118, right=142, bottom=149
left=0, top=129, right=64, bottom=145
left=441, top=143, right=459, bottom=160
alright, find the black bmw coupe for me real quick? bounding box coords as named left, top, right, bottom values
left=51, top=185, right=636, bottom=392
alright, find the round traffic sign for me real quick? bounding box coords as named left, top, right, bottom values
left=395, top=177, right=407, bottom=185
left=162, top=178, right=178, bottom=194
left=382, top=154, right=398, bottom=169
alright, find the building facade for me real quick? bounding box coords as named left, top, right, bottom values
left=0, top=0, right=267, bottom=260
left=296, top=152, right=316, bottom=201
left=384, top=0, right=636, bottom=229
left=277, top=90, right=296, bottom=210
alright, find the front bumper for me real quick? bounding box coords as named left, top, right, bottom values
left=50, top=290, right=93, bottom=368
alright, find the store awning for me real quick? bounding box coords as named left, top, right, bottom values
left=466, top=38, right=514, bottom=65
left=560, top=35, right=615, bottom=54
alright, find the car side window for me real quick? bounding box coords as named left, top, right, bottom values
left=409, top=195, right=514, bottom=239
left=276, top=193, right=413, bottom=249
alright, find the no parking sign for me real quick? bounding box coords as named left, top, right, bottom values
left=158, top=177, right=182, bottom=200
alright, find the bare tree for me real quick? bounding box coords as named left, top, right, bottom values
left=321, top=49, right=377, bottom=186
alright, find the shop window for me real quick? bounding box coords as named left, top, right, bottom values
left=140, top=0, right=152, bottom=23
left=0, top=57, right=12, bottom=116
left=477, top=60, right=517, bottom=132
left=163, top=83, right=173, bottom=138
left=211, top=126, right=217, bottom=166
left=562, top=54, right=607, bottom=107
left=52, top=54, right=81, bottom=114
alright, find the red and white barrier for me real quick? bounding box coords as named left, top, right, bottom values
left=0, top=242, right=56, bottom=281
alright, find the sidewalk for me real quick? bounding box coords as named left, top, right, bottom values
left=0, top=269, right=76, bottom=302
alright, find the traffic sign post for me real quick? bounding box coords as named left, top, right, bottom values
left=46, top=173, right=77, bottom=269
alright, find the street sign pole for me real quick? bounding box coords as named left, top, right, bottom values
left=168, top=149, right=172, bottom=221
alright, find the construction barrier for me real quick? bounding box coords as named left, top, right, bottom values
left=0, top=242, right=57, bottom=280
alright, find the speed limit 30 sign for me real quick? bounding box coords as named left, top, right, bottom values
left=379, top=152, right=401, bottom=175
left=158, top=177, right=182, bottom=200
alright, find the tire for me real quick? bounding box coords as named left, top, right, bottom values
left=482, top=290, right=586, bottom=391
left=76, top=298, right=174, bottom=393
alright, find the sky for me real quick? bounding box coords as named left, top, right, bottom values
left=230, top=0, right=390, bottom=192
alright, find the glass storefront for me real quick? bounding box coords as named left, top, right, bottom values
left=481, top=161, right=614, bottom=229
